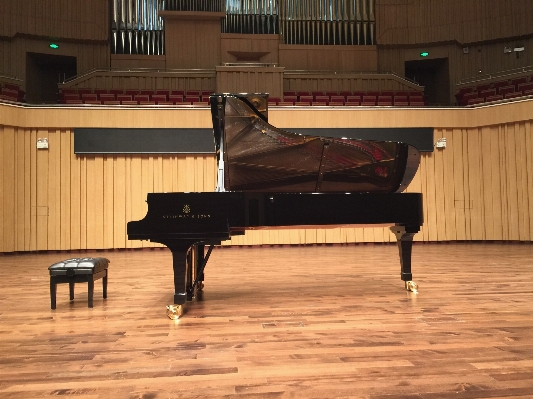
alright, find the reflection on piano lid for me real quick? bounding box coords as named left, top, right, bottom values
left=210, top=93, right=421, bottom=194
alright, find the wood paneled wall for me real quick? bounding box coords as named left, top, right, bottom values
left=375, top=0, right=533, bottom=46
left=279, top=45, right=378, bottom=72
left=1, top=100, right=533, bottom=253
left=0, top=0, right=108, bottom=41
left=162, top=11, right=224, bottom=69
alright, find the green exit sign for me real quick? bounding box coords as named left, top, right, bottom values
left=49, top=43, right=59, bottom=49
left=420, top=51, right=429, bottom=57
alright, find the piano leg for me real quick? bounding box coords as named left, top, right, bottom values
left=390, top=225, right=419, bottom=293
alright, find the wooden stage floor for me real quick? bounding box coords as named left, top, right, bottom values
left=1, top=242, right=532, bottom=398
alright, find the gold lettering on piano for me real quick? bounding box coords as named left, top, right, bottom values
left=162, top=205, right=210, bottom=219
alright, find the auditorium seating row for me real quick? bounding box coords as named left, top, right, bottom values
left=455, top=75, right=533, bottom=106
left=0, top=83, right=25, bottom=103
left=57, top=88, right=428, bottom=107
left=58, top=89, right=212, bottom=105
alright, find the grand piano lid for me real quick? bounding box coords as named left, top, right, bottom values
left=210, top=93, right=420, bottom=194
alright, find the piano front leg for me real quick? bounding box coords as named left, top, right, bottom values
left=155, top=239, right=198, bottom=319
left=390, top=224, right=420, bottom=293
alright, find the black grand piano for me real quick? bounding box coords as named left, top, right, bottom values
left=128, top=94, right=424, bottom=318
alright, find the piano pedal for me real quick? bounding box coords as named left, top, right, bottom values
left=405, top=281, right=418, bottom=293
left=166, top=304, right=185, bottom=320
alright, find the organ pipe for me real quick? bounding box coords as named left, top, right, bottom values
left=112, top=0, right=165, bottom=55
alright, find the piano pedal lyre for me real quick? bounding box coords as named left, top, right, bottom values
left=405, top=281, right=418, bottom=293
left=166, top=304, right=185, bottom=320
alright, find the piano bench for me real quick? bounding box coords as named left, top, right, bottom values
left=48, top=258, right=109, bottom=309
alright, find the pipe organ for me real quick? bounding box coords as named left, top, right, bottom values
left=112, top=0, right=165, bottom=55
left=111, top=0, right=376, bottom=55
left=223, top=0, right=375, bottom=45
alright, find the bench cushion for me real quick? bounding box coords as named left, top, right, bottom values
left=49, top=257, right=109, bottom=276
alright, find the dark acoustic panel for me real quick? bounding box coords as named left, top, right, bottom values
left=287, top=128, right=434, bottom=152
left=74, top=128, right=215, bottom=154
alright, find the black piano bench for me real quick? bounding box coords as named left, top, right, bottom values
left=48, top=258, right=109, bottom=309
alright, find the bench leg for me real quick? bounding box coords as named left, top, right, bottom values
left=50, top=278, right=57, bottom=310
left=88, top=279, right=94, bottom=308
left=69, top=282, right=75, bottom=301
left=103, top=270, right=108, bottom=299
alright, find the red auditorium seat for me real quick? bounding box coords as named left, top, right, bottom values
left=140, top=101, right=156, bottom=105
left=328, top=101, right=344, bottom=106
left=124, top=89, right=139, bottom=96
left=185, top=90, right=200, bottom=96
left=492, top=81, right=509, bottom=91
left=168, top=94, right=183, bottom=103
left=315, top=95, right=329, bottom=103
left=295, top=101, right=310, bottom=106
left=134, top=94, right=150, bottom=102
left=184, top=96, right=200, bottom=103
left=283, top=91, right=296, bottom=96
left=312, top=102, right=327, bottom=106
left=395, top=91, right=409, bottom=97
left=121, top=100, right=138, bottom=105
left=380, top=91, right=395, bottom=97
left=460, top=92, right=478, bottom=105
left=116, top=94, right=132, bottom=102
left=296, top=91, right=310, bottom=97
left=155, top=90, right=170, bottom=96
left=157, top=101, right=174, bottom=106
left=361, top=96, right=377, bottom=106
left=103, top=100, right=120, bottom=105
left=498, top=85, right=515, bottom=96
left=151, top=94, right=167, bottom=104
left=339, top=91, right=353, bottom=97
left=518, top=82, right=533, bottom=93
left=377, top=96, right=393, bottom=106
left=330, top=95, right=345, bottom=104
left=65, top=99, right=83, bottom=104
left=299, top=95, right=313, bottom=103
left=344, top=100, right=361, bottom=106
left=366, top=91, right=380, bottom=97
left=139, top=90, right=153, bottom=96
left=99, top=94, right=115, bottom=102
left=283, top=95, right=297, bottom=103
left=346, top=95, right=361, bottom=103
left=485, top=95, right=503, bottom=102
left=268, top=97, right=281, bottom=105
left=93, top=89, right=108, bottom=96
left=62, top=93, right=80, bottom=102
left=325, top=91, right=338, bottom=97
left=479, top=89, right=496, bottom=99
left=77, top=89, right=92, bottom=95
left=81, top=93, right=98, bottom=102
left=523, top=88, right=533, bottom=96
left=311, top=91, right=324, bottom=98
left=171, top=90, right=185, bottom=96
left=277, top=101, right=294, bottom=106
left=85, top=100, right=102, bottom=105
left=109, top=89, right=123, bottom=96
left=467, top=98, right=484, bottom=106
left=504, top=92, right=523, bottom=100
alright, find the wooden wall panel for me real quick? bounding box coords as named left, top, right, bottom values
left=0, top=0, right=108, bottom=41
left=1, top=100, right=533, bottom=253
left=279, top=45, right=378, bottom=72
left=376, top=0, right=533, bottom=46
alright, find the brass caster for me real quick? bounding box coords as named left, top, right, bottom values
left=405, top=281, right=418, bottom=293
left=166, top=304, right=184, bottom=320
